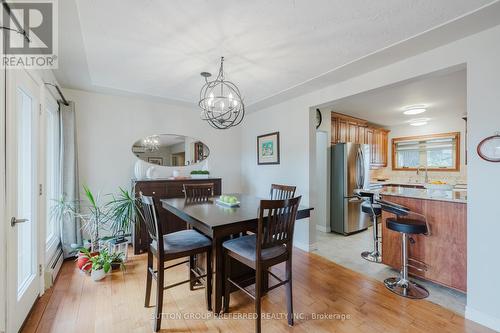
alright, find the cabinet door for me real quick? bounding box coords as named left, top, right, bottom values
left=347, top=122, right=358, bottom=143
left=331, top=118, right=338, bottom=143
left=380, top=130, right=388, bottom=167
left=374, top=129, right=382, bottom=165
left=358, top=126, right=366, bottom=144
left=365, top=128, right=375, bottom=164
left=338, top=120, right=348, bottom=143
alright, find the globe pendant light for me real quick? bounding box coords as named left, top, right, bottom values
left=198, top=57, right=245, bottom=129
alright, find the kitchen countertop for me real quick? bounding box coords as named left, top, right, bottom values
left=378, top=186, right=467, bottom=203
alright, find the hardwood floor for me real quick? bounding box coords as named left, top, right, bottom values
left=22, top=248, right=493, bottom=333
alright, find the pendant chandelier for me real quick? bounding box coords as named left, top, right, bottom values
left=198, top=57, right=245, bottom=129
left=143, top=135, right=160, bottom=152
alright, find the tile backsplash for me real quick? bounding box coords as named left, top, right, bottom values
left=371, top=167, right=467, bottom=185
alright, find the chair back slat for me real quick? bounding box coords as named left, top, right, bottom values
left=183, top=183, right=214, bottom=202
left=257, top=196, right=301, bottom=255
left=270, top=184, right=296, bottom=200
left=140, top=194, right=162, bottom=247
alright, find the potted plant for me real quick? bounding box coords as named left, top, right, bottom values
left=53, top=185, right=111, bottom=252
left=84, top=248, right=116, bottom=281
left=53, top=186, right=143, bottom=254
left=106, top=187, right=143, bottom=236
left=190, top=170, right=210, bottom=179
left=76, top=246, right=98, bottom=273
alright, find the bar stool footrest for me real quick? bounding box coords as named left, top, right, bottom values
left=384, top=277, right=429, bottom=299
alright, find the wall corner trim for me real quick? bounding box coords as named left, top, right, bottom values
left=294, top=241, right=316, bottom=252
left=465, top=306, right=500, bottom=332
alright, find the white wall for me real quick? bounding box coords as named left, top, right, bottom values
left=240, top=104, right=314, bottom=251
left=240, top=25, right=500, bottom=331
left=64, top=89, right=242, bottom=197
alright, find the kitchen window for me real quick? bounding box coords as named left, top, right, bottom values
left=392, top=132, right=460, bottom=171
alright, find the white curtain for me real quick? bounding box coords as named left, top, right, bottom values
left=59, top=101, right=82, bottom=257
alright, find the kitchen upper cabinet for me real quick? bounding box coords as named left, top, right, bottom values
left=371, top=129, right=389, bottom=168
left=331, top=112, right=389, bottom=168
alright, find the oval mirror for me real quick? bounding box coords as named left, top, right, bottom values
left=132, top=134, right=210, bottom=167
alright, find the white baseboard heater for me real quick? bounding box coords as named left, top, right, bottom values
left=44, top=245, right=64, bottom=289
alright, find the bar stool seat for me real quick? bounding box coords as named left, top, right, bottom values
left=361, top=202, right=381, bottom=216
left=386, top=218, right=427, bottom=235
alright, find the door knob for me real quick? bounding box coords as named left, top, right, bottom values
left=11, top=217, right=29, bottom=227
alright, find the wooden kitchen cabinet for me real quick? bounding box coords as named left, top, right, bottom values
left=371, top=128, right=389, bottom=168
left=332, top=112, right=389, bottom=168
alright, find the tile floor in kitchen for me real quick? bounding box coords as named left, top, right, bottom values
left=313, top=227, right=466, bottom=315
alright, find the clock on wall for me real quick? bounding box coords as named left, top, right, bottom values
left=477, top=133, right=500, bottom=162
left=315, top=108, right=322, bottom=129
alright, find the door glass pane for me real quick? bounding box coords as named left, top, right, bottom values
left=17, top=87, right=35, bottom=296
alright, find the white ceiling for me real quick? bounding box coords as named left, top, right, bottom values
left=328, top=68, right=466, bottom=127
left=55, top=0, right=497, bottom=110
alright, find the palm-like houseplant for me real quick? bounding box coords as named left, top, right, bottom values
left=106, top=187, right=144, bottom=236
left=53, top=185, right=111, bottom=252
left=53, top=185, right=142, bottom=253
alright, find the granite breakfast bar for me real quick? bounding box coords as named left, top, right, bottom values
left=379, top=186, right=467, bottom=292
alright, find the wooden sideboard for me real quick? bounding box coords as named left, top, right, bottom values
left=331, top=112, right=389, bottom=168
left=132, top=178, right=222, bottom=254
left=380, top=195, right=467, bottom=292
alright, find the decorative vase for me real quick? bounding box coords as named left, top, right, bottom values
left=91, top=268, right=106, bottom=281
left=134, top=160, right=147, bottom=179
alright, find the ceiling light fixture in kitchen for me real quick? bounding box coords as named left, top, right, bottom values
left=403, top=105, right=427, bottom=115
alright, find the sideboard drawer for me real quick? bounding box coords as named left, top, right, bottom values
left=135, top=183, right=167, bottom=197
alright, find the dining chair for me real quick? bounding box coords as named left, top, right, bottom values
left=183, top=182, right=214, bottom=289
left=270, top=184, right=296, bottom=200
left=141, top=194, right=213, bottom=332
left=183, top=183, right=214, bottom=202
left=222, top=196, right=302, bottom=333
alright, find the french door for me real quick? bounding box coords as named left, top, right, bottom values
left=5, top=68, right=41, bottom=333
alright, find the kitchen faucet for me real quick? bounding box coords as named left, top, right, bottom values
left=417, top=166, right=429, bottom=184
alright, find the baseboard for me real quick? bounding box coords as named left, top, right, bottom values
left=294, top=241, right=317, bottom=252
left=466, top=306, right=500, bottom=332
left=316, top=225, right=331, bottom=233
left=44, top=246, right=64, bottom=289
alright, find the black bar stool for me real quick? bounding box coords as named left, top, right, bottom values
left=377, top=199, right=430, bottom=299
left=357, top=191, right=382, bottom=263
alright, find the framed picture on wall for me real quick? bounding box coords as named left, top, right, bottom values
left=257, top=132, right=280, bottom=165
left=147, top=157, right=163, bottom=165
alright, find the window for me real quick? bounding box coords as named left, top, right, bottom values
left=45, top=98, right=60, bottom=260
left=392, top=132, right=460, bottom=171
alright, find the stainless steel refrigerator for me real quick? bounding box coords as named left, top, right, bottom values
left=330, top=143, right=371, bottom=235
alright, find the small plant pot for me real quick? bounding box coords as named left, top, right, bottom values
left=190, top=174, right=209, bottom=179
left=91, top=268, right=106, bottom=281
left=76, top=251, right=99, bottom=273
left=111, top=261, right=122, bottom=270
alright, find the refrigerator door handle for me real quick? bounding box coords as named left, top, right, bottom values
left=359, top=147, right=365, bottom=188
left=356, top=147, right=363, bottom=189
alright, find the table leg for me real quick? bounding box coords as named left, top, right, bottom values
left=213, top=237, right=224, bottom=314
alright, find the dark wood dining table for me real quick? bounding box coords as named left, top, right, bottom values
left=161, top=193, right=313, bottom=314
